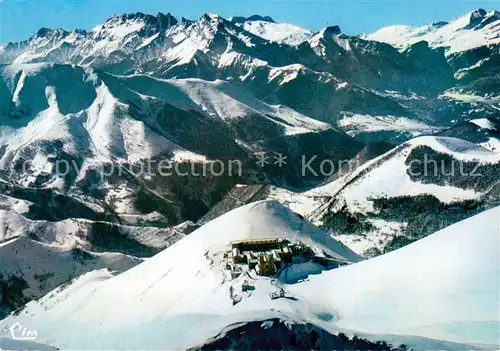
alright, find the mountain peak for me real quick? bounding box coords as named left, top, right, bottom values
left=230, top=15, right=276, bottom=24
left=156, top=12, right=179, bottom=30
left=464, top=8, right=500, bottom=30
left=35, top=27, right=68, bottom=38
left=200, top=13, right=223, bottom=22
left=469, top=8, right=488, bottom=20
left=324, top=25, right=342, bottom=36
left=103, top=11, right=177, bottom=28
left=247, top=15, right=276, bottom=23
left=309, top=25, right=342, bottom=48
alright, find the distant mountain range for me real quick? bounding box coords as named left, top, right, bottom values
left=2, top=9, right=500, bottom=139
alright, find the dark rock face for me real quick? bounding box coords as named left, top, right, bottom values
left=192, top=319, right=400, bottom=351
left=0, top=275, right=29, bottom=318
left=323, top=25, right=342, bottom=36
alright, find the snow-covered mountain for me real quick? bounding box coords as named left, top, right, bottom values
left=367, top=9, right=500, bottom=56
left=367, top=8, right=500, bottom=88
left=264, top=136, right=500, bottom=256
left=0, top=202, right=498, bottom=349
left=0, top=12, right=178, bottom=68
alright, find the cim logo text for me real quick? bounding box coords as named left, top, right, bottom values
left=9, top=322, right=38, bottom=341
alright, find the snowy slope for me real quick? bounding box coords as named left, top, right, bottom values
left=0, top=209, right=183, bottom=254
left=288, top=206, right=500, bottom=346
left=268, top=136, right=500, bottom=255
left=0, top=63, right=331, bottom=167
left=0, top=63, right=188, bottom=167
left=301, top=135, right=499, bottom=215
left=435, top=117, right=500, bottom=155
left=367, top=9, right=500, bottom=56
left=0, top=202, right=497, bottom=349
left=124, top=75, right=331, bottom=133
left=0, top=206, right=184, bottom=316
left=0, top=201, right=360, bottom=349
left=0, top=236, right=142, bottom=317
left=1, top=10, right=488, bottom=144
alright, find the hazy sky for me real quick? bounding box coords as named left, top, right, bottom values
left=0, top=0, right=498, bottom=43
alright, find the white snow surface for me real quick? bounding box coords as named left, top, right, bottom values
left=470, top=118, right=498, bottom=130
left=1, top=202, right=498, bottom=349
left=289, top=206, right=500, bottom=346
left=239, top=20, right=313, bottom=45
left=281, top=135, right=499, bottom=226
left=338, top=114, right=442, bottom=136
